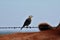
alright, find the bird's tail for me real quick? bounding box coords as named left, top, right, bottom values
left=21, top=25, right=24, bottom=30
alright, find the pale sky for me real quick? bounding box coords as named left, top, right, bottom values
left=0, top=0, right=60, bottom=34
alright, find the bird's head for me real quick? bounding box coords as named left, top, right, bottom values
left=29, top=15, right=33, bottom=18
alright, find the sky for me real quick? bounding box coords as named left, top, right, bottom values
left=0, top=0, right=60, bottom=33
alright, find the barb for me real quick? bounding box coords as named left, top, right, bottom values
left=0, top=27, right=38, bottom=29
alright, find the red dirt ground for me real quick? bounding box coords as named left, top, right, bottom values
left=0, top=27, right=60, bottom=40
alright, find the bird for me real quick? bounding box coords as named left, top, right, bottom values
left=21, top=15, right=33, bottom=30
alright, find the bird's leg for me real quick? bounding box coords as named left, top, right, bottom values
left=26, top=26, right=28, bottom=28
left=26, top=26, right=31, bottom=28
left=29, top=26, right=31, bottom=28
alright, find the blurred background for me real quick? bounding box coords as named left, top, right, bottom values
left=0, top=0, right=60, bottom=34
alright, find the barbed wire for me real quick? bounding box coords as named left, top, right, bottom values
left=0, top=27, right=38, bottom=29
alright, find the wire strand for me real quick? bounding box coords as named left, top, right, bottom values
left=0, top=27, right=38, bottom=29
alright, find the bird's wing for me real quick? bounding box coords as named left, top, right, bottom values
left=21, top=18, right=31, bottom=30
left=23, top=18, right=31, bottom=26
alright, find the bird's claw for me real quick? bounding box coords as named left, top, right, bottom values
left=26, top=27, right=31, bottom=28
left=26, top=27, right=28, bottom=28
left=29, top=27, right=31, bottom=28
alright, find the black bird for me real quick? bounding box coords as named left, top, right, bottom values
left=21, top=15, right=33, bottom=30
